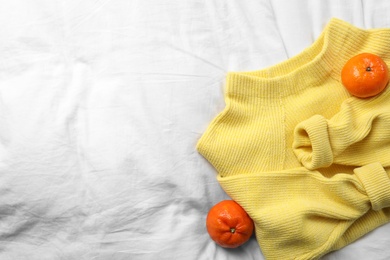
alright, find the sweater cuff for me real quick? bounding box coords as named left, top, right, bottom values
left=293, top=115, right=333, bottom=170
left=354, top=163, right=390, bottom=211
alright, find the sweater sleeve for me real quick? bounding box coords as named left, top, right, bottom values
left=217, top=162, right=390, bottom=260
left=293, top=88, right=390, bottom=170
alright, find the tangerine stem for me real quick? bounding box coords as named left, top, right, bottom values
left=366, top=67, right=372, bottom=71
left=230, top=228, right=236, bottom=233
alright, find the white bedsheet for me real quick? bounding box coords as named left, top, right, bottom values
left=1, top=0, right=390, bottom=259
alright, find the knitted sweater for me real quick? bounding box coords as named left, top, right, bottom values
left=197, top=18, right=390, bottom=260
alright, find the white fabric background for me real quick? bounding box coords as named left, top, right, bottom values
left=0, top=0, right=390, bottom=259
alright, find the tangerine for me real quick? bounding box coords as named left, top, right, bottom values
left=341, top=53, right=389, bottom=98
left=206, top=200, right=254, bottom=248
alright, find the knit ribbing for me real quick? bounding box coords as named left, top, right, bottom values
left=355, top=163, right=390, bottom=210
left=225, top=18, right=390, bottom=99
left=293, top=88, right=390, bottom=170
left=197, top=18, right=390, bottom=260
left=293, top=115, right=334, bottom=170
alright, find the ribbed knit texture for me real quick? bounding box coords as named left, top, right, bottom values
left=197, top=18, right=390, bottom=260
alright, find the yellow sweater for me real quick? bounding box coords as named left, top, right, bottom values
left=197, top=18, right=390, bottom=260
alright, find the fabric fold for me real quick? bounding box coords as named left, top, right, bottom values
left=293, top=88, right=390, bottom=170
left=217, top=164, right=390, bottom=260
left=293, top=115, right=333, bottom=170
left=355, top=163, right=390, bottom=211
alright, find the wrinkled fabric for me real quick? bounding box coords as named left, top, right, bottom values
left=0, top=0, right=390, bottom=259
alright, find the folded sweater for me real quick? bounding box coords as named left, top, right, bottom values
left=197, top=18, right=390, bottom=260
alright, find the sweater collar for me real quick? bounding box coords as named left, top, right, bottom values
left=225, top=18, right=390, bottom=98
